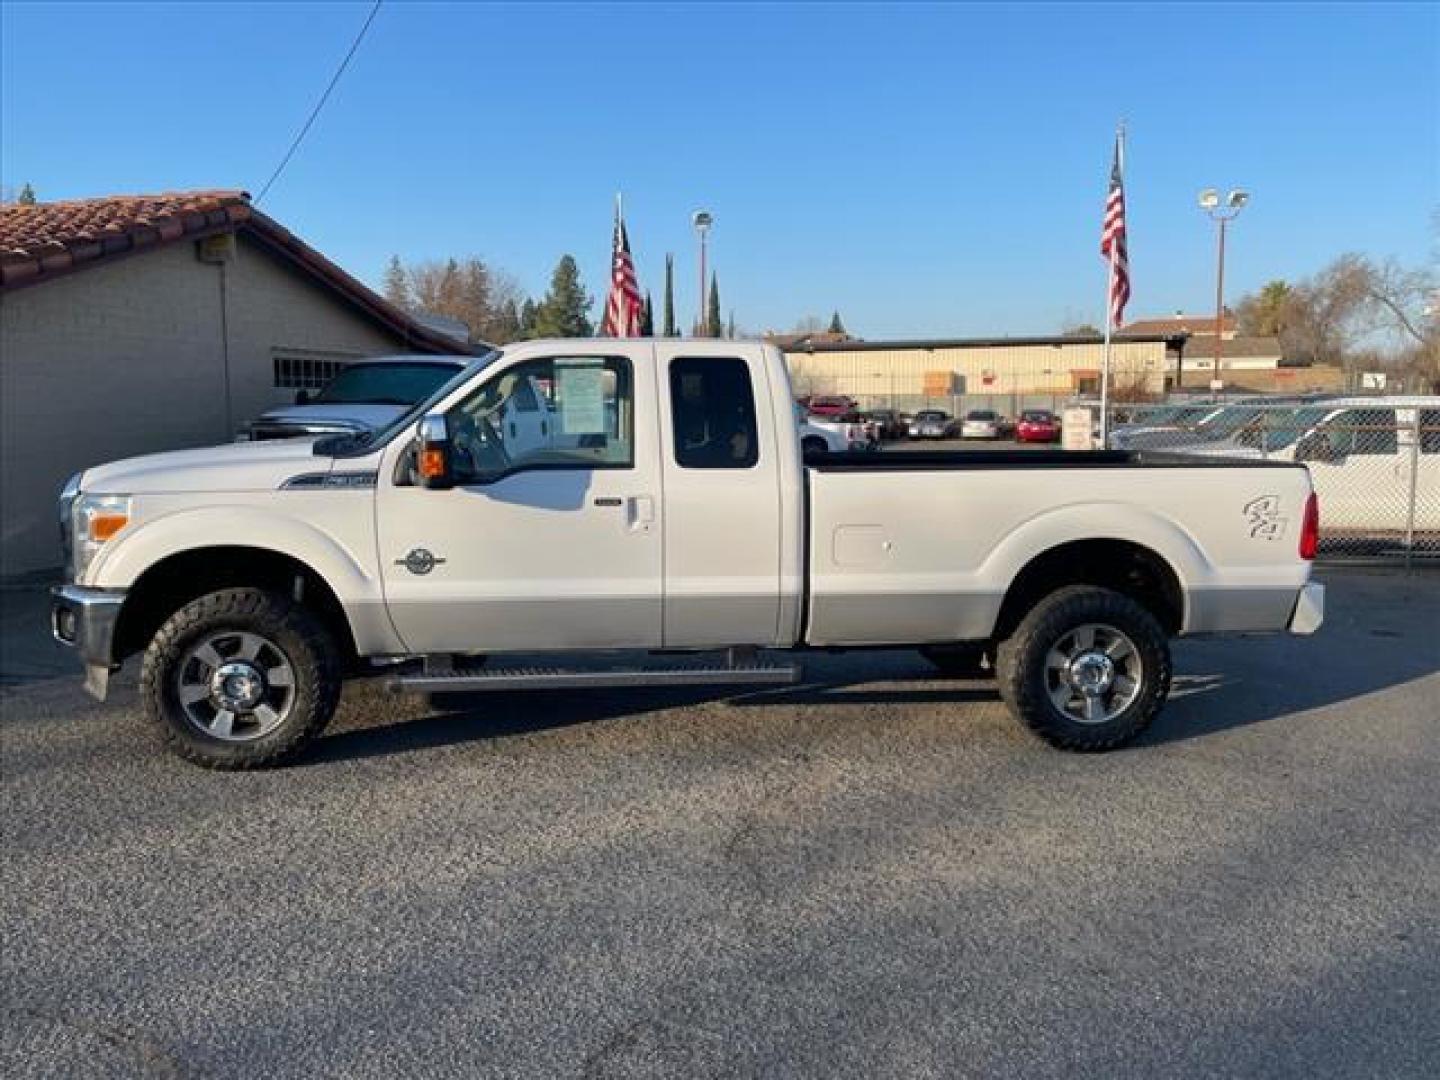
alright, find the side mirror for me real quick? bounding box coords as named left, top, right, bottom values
left=416, top=414, right=454, bottom=490
left=295, top=389, right=311, bottom=406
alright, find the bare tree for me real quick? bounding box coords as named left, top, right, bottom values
left=391, top=255, right=532, bottom=345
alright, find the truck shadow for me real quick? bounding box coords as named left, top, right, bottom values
left=304, top=601, right=1438, bottom=765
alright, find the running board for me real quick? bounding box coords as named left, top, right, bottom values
left=389, top=660, right=802, bottom=694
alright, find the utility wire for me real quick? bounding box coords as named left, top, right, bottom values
left=255, top=0, right=383, bottom=205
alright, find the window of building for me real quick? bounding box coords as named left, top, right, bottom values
left=271, top=348, right=364, bottom=391
left=669, top=357, right=760, bottom=469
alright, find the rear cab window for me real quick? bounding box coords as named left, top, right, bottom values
left=669, top=357, right=760, bottom=469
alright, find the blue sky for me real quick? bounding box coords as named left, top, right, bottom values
left=3, top=1, right=1435, bottom=338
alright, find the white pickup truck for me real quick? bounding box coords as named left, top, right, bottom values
left=52, top=339, right=1325, bottom=768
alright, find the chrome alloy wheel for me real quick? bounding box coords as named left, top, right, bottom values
left=175, top=631, right=296, bottom=742
left=1043, top=623, right=1144, bottom=725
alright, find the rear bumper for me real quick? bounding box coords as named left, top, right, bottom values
left=50, top=585, right=126, bottom=699
left=1288, top=581, right=1325, bottom=635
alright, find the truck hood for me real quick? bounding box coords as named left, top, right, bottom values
left=251, top=402, right=406, bottom=430
left=81, top=438, right=334, bottom=495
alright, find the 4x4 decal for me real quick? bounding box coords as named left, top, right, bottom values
left=1243, top=495, right=1287, bottom=540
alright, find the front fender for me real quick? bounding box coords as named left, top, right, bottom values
left=87, top=503, right=402, bottom=656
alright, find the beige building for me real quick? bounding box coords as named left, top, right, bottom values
left=783, top=334, right=1184, bottom=409
left=1, top=191, right=468, bottom=577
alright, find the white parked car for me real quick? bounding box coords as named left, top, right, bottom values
left=243, top=355, right=472, bottom=440
left=52, top=339, right=1323, bottom=769
left=798, top=407, right=870, bottom=454
left=1171, top=397, right=1440, bottom=541
left=961, top=409, right=1002, bottom=440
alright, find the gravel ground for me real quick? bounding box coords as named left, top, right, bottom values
left=2, top=568, right=1437, bottom=1078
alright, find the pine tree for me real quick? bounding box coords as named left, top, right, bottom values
left=726, top=310, right=737, bottom=340
left=828, top=310, right=846, bottom=335
left=520, top=298, right=539, bottom=339
left=17, top=182, right=36, bottom=205
left=382, top=255, right=409, bottom=308
left=491, top=299, right=522, bottom=343
left=640, top=292, right=655, bottom=337
left=706, top=273, right=722, bottom=338
left=662, top=254, right=677, bottom=337
left=535, top=255, right=593, bottom=338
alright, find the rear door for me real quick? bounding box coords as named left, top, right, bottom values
left=1306, top=407, right=1402, bottom=533
left=657, top=346, right=785, bottom=646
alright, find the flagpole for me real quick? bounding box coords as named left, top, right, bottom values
left=1099, top=122, right=1124, bottom=449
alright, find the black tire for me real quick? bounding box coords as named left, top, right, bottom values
left=802, top=436, right=828, bottom=457
left=995, top=585, right=1170, bottom=751
left=140, top=588, right=341, bottom=769
left=920, top=643, right=993, bottom=678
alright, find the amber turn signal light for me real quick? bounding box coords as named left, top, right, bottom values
left=89, top=513, right=129, bottom=542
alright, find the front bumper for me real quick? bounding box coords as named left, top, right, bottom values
left=1288, top=581, right=1325, bottom=635
left=51, top=584, right=127, bottom=699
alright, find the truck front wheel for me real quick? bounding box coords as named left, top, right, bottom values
left=995, top=585, right=1170, bottom=751
left=140, top=588, right=341, bottom=769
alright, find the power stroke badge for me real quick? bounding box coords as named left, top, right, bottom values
left=396, top=548, right=446, bottom=575
left=1243, top=496, right=1288, bottom=541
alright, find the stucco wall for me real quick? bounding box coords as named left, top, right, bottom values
left=0, top=234, right=408, bottom=576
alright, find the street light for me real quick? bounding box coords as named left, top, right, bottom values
left=1197, top=187, right=1249, bottom=390
left=692, top=210, right=713, bottom=336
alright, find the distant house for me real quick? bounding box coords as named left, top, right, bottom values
left=1125, top=312, right=1238, bottom=339
left=0, top=190, right=472, bottom=577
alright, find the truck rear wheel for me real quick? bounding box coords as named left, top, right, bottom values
left=995, top=585, right=1170, bottom=751
left=140, top=588, right=341, bottom=769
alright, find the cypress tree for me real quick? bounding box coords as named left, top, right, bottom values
left=640, top=292, right=655, bottom=337
left=662, top=253, right=677, bottom=337
left=706, top=273, right=722, bottom=338
left=17, top=182, right=37, bottom=205
left=828, top=310, right=846, bottom=335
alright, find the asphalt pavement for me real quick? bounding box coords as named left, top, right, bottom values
left=2, top=568, right=1438, bottom=1078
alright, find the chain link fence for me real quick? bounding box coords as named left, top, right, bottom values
left=1105, top=402, right=1440, bottom=564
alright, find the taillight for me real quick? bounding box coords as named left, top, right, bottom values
left=1299, top=492, right=1319, bottom=560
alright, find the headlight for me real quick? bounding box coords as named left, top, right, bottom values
left=70, top=493, right=132, bottom=582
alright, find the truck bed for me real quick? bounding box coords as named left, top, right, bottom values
left=801, top=451, right=1314, bottom=647
left=804, top=449, right=1304, bottom=470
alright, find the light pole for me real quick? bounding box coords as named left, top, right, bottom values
left=692, top=210, right=713, bottom=337
left=1197, top=188, right=1249, bottom=390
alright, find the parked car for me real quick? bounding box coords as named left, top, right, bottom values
left=862, top=409, right=907, bottom=441
left=805, top=395, right=856, bottom=419
left=908, top=409, right=956, bottom=439
left=243, top=355, right=471, bottom=440
left=1016, top=409, right=1061, bottom=443
left=1171, top=397, right=1440, bottom=541
left=961, top=409, right=1002, bottom=440
left=797, top=406, right=867, bottom=455
left=52, top=339, right=1323, bottom=769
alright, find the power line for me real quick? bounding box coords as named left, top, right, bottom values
left=255, top=0, right=383, bottom=205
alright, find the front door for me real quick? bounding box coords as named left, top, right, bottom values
left=376, top=345, right=663, bottom=654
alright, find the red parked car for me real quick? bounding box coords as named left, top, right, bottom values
left=805, top=395, right=856, bottom=419
left=1016, top=409, right=1061, bottom=443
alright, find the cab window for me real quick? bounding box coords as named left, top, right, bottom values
left=447, top=356, right=632, bottom=481
left=670, top=357, right=760, bottom=469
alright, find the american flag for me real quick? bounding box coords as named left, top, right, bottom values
left=601, top=205, right=643, bottom=337
left=1100, top=133, right=1130, bottom=328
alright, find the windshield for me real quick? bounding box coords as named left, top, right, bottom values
left=1021, top=411, right=1053, bottom=422
left=915, top=411, right=947, bottom=421
left=1235, top=407, right=1332, bottom=451
left=324, top=352, right=499, bottom=455
left=967, top=411, right=997, bottom=421
left=314, top=362, right=462, bottom=406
